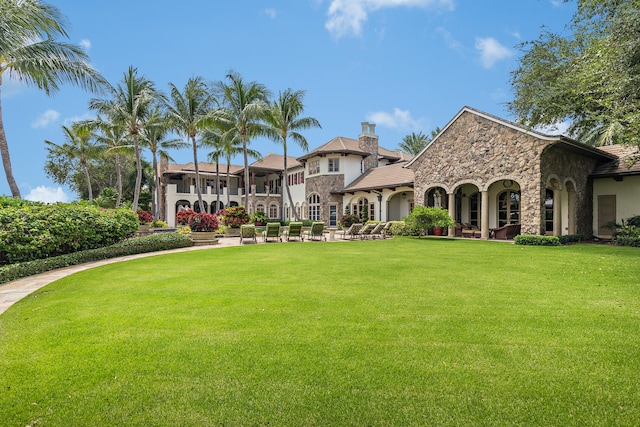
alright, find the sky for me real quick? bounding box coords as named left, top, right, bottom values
left=1, top=0, right=577, bottom=202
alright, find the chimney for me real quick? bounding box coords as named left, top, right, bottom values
left=359, top=122, right=379, bottom=172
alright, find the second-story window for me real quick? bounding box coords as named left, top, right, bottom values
left=328, top=158, right=339, bottom=172
left=309, top=160, right=320, bottom=175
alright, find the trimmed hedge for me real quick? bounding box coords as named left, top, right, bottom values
left=0, top=204, right=138, bottom=265
left=0, top=233, right=193, bottom=285
left=615, top=236, right=640, bottom=247
left=514, top=234, right=561, bottom=246
left=557, top=234, right=585, bottom=244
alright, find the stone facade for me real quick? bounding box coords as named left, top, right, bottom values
left=306, top=174, right=344, bottom=223
left=359, top=122, right=379, bottom=172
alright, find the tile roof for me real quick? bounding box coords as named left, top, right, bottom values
left=341, top=161, right=414, bottom=193
left=297, top=137, right=370, bottom=161
left=592, top=145, right=640, bottom=177
left=164, top=162, right=244, bottom=175
left=247, top=153, right=301, bottom=171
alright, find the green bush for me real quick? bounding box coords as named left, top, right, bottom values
left=0, top=204, right=138, bottom=265
left=389, top=221, right=421, bottom=236
left=405, top=206, right=455, bottom=236
left=0, top=233, right=193, bottom=284
left=615, top=236, right=640, bottom=247
left=558, top=234, right=585, bottom=244
left=514, top=235, right=560, bottom=246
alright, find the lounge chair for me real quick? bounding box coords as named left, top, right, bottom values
left=262, top=222, right=282, bottom=242
left=369, top=223, right=385, bottom=239
left=358, top=223, right=377, bottom=239
left=239, top=224, right=256, bottom=244
left=339, top=223, right=363, bottom=240
left=307, top=221, right=326, bottom=241
left=381, top=221, right=393, bottom=238
left=491, top=223, right=521, bottom=240
left=285, top=222, right=304, bottom=241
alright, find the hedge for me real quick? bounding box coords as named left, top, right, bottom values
left=0, top=233, right=193, bottom=285
left=514, top=235, right=561, bottom=246
left=557, top=234, right=585, bottom=244
left=615, top=236, right=640, bottom=247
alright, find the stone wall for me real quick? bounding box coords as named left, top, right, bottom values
left=359, top=122, right=379, bottom=172
left=306, top=174, right=344, bottom=223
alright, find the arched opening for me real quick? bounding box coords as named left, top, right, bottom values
left=269, top=203, right=279, bottom=220
left=544, top=189, right=554, bottom=234
left=425, top=187, right=447, bottom=209
left=210, top=201, right=224, bottom=214
left=193, top=201, right=208, bottom=213
left=175, top=200, right=191, bottom=216
left=497, top=189, right=520, bottom=227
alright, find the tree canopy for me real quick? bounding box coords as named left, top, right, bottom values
left=509, top=0, right=640, bottom=148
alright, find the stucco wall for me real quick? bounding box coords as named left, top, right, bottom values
left=593, top=175, right=640, bottom=237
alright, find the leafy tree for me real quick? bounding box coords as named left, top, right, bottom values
left=0, top=0, right=105, bottom=197
left=509, top=0, right=640, bottom=149
left=263, top=88, right=321, bottom=221
left=163, top=77, right=214, bottom=213
left=398, top=128, right=441, bottom=155
left=89, top=66, right=158, bottom=211
left=214, top=71, right=271, bottom=208
left=44, top=122, right=99, bottom=201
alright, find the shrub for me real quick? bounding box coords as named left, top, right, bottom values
left=514, top=235, right=560, bottom=246
left=0, top=204, right=138, bottom=265
left=251, top=211, right=269, bottom=225
left=176, top=209, right=195, bottom=226
left=0, top=233, right=193, bottom=284
left=558, top=234, right=585, bottom=244
left=219, top=206, right=250, bottom=228
left=188, top=212, right=219, bottom=232
left=151, top=219, right=169, bottom=228
left=405, top=206, right=454, bottom=236
left=389, top=221, right=421, bottom=236
left=615, top=236, right=640, bottom=247
left=136, top=209, right=153, bottom=225
left=339, top=214, right=360, bottom=229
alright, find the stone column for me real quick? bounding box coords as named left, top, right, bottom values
left=567, top=188, right=576, bottom=235
left=448, top=192, right=456, bottom=237
left=553, top=188, right=562, bottom=236
left=481, top=190, right=490, bottom=239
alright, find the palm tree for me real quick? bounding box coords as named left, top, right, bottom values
left=89, top=66, right=158, bottom=212
left=202, top=130, right=224, bottom=213
left=398, top=132, right=428, bottom=156
left=263, top=88, right=321, bottom=220
left=163, top=77, right=214, bottom=213
left=214, top=71, right=271, bottom=208
left=0, top=0, right=106, bottom=198
left=44, top=122, right=99, bottom=201
left=141, top=107, right=187, bottom=219
left=86, top=116, right=130, bottom=207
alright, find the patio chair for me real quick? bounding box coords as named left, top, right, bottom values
left=307, top=221, right=326, bottom=241
left=358, top=223, right=377, bottom=239
left=381, top=221, right=393, bottom=238
left=369, top=223, right=385, bottom=239
left=262, top=222, right=282, bottom=242
left=285, top=221, right=304, bottom=242
left=491, top=223, right=521, bottom=240
left=239, top=224, right=257, bottom=244
left=339, top=223, right=363, bottom=240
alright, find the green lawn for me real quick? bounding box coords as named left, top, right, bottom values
left=1, top=238, right=639, bottom=426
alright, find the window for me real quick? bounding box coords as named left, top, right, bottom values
left=329, top=205, right=337, bottom=226
left=269, top=204, right=278, bottom=219
left=308, top=194, right=320, bottom=221
left=328, top=158, right=339, bottom=172
left=256, top=203, right=265, bottom=213
left=497, top=190, right=520, bottom=227
left=545, top=189, right=554, bottom=233
left=469, top=192, right=481, bottom=227
left=309, top=160, right=320, bottom=175
left=356, top=198, right=369, bottom=221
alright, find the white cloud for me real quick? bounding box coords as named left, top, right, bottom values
left=31, top=109, right=60, bottom=128
left=550, top=0, right=563, bottom=7
left=366, top=108, right=425, bottom=130
left=25, top=186, right=70, bottom=204
left=264, top=8, right=277, bottom=19
left=475, top=37, right=513, bottom=68
left=63, top=112, right=94, bottom=127
left=325, top=0, right=455, bottom=39
left=79, top=39, right=91, bottom=50
left=535, top=120, right=572, bottom=136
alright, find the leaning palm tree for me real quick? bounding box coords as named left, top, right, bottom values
left=89, top=66, right=158, bottom=211
left=263, top=88, right=321, bottom=221
left=141, top=106, right=187, bottom=218
left=0, top=0, right=106, bottom=197
left=214, top=71, right=271, bottom=208
left=163, top=77, right=214, bottom=213
left=44, top=122, right=99, bottom=201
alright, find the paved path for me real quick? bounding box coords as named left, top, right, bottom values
left=0, top=237, right=243, bottom=315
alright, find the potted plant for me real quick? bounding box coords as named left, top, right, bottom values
left=406, top=206, right=455, bottom=237
left=251, top=211, right=269, bottom=226
left=136, top=209, right=153, bottom=235
left=218, top=206, right=250, bottom=237
left=188, top=212, right=220, bottom=245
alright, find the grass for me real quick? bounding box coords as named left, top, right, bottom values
left=1, top=238, right=639, bottom=426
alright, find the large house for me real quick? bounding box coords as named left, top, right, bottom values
left=159, top=106, right=640, bottom=238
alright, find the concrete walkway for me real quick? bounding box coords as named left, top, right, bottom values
left=0, top=237, right=243, bottom=315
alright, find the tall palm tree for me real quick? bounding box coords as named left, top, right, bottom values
left=0, top=0, right=106, bottom=198
left=263, top=88, right=321, bottom=221
left=89, top=66, right=158, bottom=211
left=141, top=107, right=187, bottom=218
left=214, top=71, right=270, bottom=208
left=398, top=127, right=441, bottom=155
left=163, top=77, right=214, bottom=213
left=202, top=130, right=224, bottom=213
left=44, top=122, right=99, bottom=201
left=86, top=116, right=130, bottom=207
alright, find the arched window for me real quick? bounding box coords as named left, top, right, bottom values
left=308, top=194, right=320, bottom=221
left=425, top=188, right=447, bottom=209
left=469, top=192, right=481, bottom=227
left=269, top=203, right=278, bottom=219
left=545, top=189, right=554, bottom=233
left=256, top=203, right=265, bottom=213
left=193, top=201, right=208, bottom=213
left=497, top=190, right=520, bottom=227
left=357, top=197, right=369, bottom=220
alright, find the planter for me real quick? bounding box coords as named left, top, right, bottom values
left=137, top=224, right=152, bottom=237
left=151, top=227, right=177, bottom=234
left=433, top=226, right=444, bottom=236
left=190, top=231, right=219, bottom=246
left=225, top=227, right=241, bottom=237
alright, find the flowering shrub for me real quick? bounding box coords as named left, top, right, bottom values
left=188, top=212, right=219, bottom=232
left=176, top=209, right=195, bottom=226
left=136, top=209, right=153, bottom=225
left=219, top=206, right=250, bottom=228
